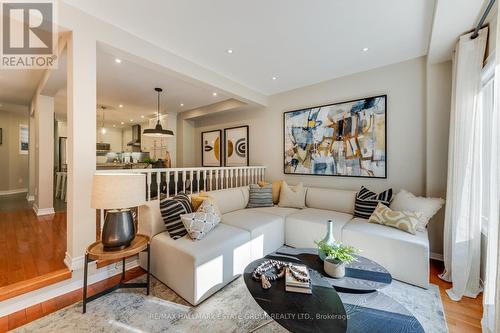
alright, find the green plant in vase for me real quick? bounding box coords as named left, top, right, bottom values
left=315, top=240, right=359, bottom=278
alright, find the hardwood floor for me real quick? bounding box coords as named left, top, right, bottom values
left=0, top=261, right=484, bottom=332
left=0, top=209, right=67, bottom=288
left=430, top=259, right=483, bottom=332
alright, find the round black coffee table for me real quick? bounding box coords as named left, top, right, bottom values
left=243, top=258, right=347, bottom=333
left=244, top=248, right=425, bottom=333
left=275, top=247, right=392, bottom=293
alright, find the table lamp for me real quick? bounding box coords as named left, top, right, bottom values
left=91, top=173, right=146, bottom=251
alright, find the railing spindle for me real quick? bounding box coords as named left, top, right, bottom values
left=166, top=170, right=170, bottom=198
left=174, top=171, right=179, bottom=195
left=147, top=172, right=152, bottom=201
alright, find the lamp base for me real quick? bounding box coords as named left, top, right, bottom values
left=102, top=209, right=136, bottom=251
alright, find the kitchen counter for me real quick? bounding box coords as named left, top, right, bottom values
left=96, top=163, right=149, bottom=170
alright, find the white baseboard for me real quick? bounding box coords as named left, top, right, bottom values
left=33, top=203, right=55, bottom=216
left=64, top=252, right=85, bottom=271
left=430, top=252, right=444, bottom=261
left=0, top=188, right=27, bottom=196
left=0, top=257, right=140, bottom=317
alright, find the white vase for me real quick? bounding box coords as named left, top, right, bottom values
left=324, top=259, right=345, bottom=278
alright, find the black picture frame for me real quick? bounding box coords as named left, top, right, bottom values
left=0, top=128, right=2, bottom=145
left=201, top=130, right=222, bottom=167
left=224, top=125, right=249, bottom=167
left=283, top=94, right=387, bottom=179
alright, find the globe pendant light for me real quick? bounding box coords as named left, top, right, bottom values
left=143, top=87, right=174, bottom=137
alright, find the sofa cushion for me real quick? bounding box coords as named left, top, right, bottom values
left=353, top=186, right=393, bottom=219
left=285, top=208, right=353, bottom=248
left=306, top=187, right=357, bottom=214
left=160, top=193, right=193, bottom=239
left=141, top=224, right=251, bottom=305
left=138, top=200, right=165, bottom=238
left=247, top=184, right=273, bottom=208
left=278, top=181, right=306, bottom=208
left=369, top=203, right=421, bottom=235
left=222, top=209, right=285, bottom=259
left=342, top=217, right=429, bottom=288
left=205, top=187, right=248, bottom=214
left=246, top=206, right=299, bottom=218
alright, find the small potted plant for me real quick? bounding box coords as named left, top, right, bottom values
left=315, top=240, right=358, bottom=278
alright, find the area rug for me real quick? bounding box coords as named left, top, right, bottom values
left=14, top=274, right=447, bottom=333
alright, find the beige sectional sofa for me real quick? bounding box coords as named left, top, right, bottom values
left=138, top=186, right=430, bottom=306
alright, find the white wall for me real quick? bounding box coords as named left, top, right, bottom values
left=426, top=61, right=452, bottom=257
left=97, top=127, right=122, bottom=152
left=188, top=57, right=450, bottom=255
left=0, top=110, right=29, bottom=193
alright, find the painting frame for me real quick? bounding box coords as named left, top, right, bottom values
left=283, top=94, right=387, bottom=179
left=224, top=125, right=249, bottom=167
left=201, top=129, right=223, bottom=167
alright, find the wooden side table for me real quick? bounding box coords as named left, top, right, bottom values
left=82, top=234, right=150, bottom=313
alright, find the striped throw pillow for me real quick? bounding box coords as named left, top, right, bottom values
left=354, top=186, right=393, bottom=219
left=160, top=193, right=193, bottom=239
left=247, top=184, right=273, bottom=208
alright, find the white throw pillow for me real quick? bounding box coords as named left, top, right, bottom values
left=390, top=190, right=444, bottom=231
left=278, top=181, right=306, bottom=209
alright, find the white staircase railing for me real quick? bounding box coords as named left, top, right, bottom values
left=96, top=166, right=266, bottom=202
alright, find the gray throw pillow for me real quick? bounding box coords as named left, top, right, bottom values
left=247, top=184, right=273, bottom=208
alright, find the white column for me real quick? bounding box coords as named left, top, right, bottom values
left=33, top=95, right=54, bottom=215
left=65, top=31, right=96, bottom=270
left=27, top=110, right=35, bottom=202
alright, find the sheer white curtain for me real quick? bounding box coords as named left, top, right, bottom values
left=481, top=11, right=500, bottom=332
left=439, top=28, right=487, bottom=301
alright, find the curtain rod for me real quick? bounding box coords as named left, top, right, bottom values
left=471, top=0, right=496, bottom=39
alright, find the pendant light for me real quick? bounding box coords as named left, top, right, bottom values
left=100, top=106, right=107, bottom=135
left=143, top=87, right=174, bottom=137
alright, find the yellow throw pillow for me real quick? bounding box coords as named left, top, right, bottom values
left=191, top=192, right=212, bottom=211
left=369, top=203, right=421, bottom=235
left=258, top=180, right=282, bottom=204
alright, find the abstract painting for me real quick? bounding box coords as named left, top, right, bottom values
left=283, top=95, right=387, bottom=178
left=224, top=125, right=249, bottom=166
left=202, top=130, right=222, bottom=167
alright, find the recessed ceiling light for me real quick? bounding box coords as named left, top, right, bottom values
left=212, top=92, right=217, bottom=97
left=141, top=115, right=145, bottom=119
left=130, top=119, right=133, bottom=122
left=119, top=104, right=123, bottom=108
left=115, top=58, right=122, bottom=63
left=362, top=47, right=369, bottom=52
left=226, top=49, right=233, bottom=54
left=113, top=124, right=116, bottom=127
left=180, top=103, right=184, bottom=107
left=272, top=76, right=278, bottom=81
left=120, top=121, right=124, bottom=125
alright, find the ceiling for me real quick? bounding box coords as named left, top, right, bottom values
left=428, top=0, right=489, bottom=64
left=0, top=69, right=44, bottom=105
left=54, top=49, right=232, bottom=126
left=95, top=50, right=228, bottom=125
left=63, top=0, right=436, bottom=95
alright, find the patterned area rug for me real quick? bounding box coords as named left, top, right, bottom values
left=14, top=275, right=447, bottom=333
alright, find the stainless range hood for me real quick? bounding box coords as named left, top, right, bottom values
left=127, top=124, right=141, bottom=147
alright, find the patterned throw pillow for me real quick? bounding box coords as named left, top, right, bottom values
left=247, top=184, right=273, bottom=208
left=369, top=203, right=422, bottom=235
left=354, top=186, right=393, bottom=219
left=160, top=193, right=193, bottom=239
left=198, top=197, right=221, bottom=219
left=181, top=199, right=221, bottom=241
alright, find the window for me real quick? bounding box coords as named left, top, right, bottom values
left=19, top=125, right=28, bottom=155
left=479, top=56, right=496, bottom=235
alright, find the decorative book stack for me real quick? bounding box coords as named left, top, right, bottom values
left=285, top=265, right=312, bottom=294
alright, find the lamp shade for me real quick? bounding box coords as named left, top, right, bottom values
left=91, top=173, right=146, bottom=209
